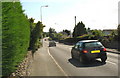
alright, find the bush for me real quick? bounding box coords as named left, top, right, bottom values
left=2, top=2, right=30, bottom=76
left=77, top=34, right=88, bottom=39
left=48, top=37, right=52, bottom=41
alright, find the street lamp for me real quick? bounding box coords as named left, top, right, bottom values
left=40, top=5, right=48, bottom=23
left=40, top=5, right=48, bottom=47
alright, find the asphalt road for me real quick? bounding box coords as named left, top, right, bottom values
left=30, top=40, right=119, bottom=76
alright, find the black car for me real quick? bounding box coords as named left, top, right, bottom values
left=71, top=40, right=107, bottom=63
left=49, top=41, right=56, bottom=47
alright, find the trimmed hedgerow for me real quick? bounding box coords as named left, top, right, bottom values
left=2, top=2, right=30, bottom=76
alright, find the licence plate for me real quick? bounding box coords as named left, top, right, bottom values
left=91, top=50, right=100, bottom=53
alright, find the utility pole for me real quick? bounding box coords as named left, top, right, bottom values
left=75, top=16, right=76, bottom=26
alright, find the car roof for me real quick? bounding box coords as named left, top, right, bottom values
left=78, top=40, right=98, bottom=43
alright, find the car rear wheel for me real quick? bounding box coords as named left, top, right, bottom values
left=101, top=56, right=107, bottom=63
left=71, top=52, right=75, bottom=59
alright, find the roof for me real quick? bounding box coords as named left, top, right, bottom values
left=78, top=40, right=98, bottom=43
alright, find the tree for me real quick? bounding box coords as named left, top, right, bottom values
left=91, top=30, right=103, bottom=39
left=56, top=33, right=63, bottom=40
left=29, top=21, right=43, bottom=52
left=63, top=29, right=71, bottom=36
left=73, top=21, right=87, bottom=37
left=49, top=28, right=57, bottom=40
left=43, top=32, right=49, bottom=37
left=110, top=30, right=117, bottom=41
left=49, top=27, right=56, bottom=34
left=86, top=27, right=91, bottom=34
left=29, top=18, right=35, bottom=32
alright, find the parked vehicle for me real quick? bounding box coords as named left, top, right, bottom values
left=49, top=41, right=56, bottom=47
left=71, top=40, right=107, bottom=63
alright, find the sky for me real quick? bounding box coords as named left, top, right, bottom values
left=20, top=0, right=120, bottom=32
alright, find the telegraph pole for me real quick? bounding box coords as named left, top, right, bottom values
left=75, top=16, right=76, bottom=26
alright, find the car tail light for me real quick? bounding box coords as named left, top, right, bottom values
left=82, top=50, right=88, bottom=53
left=103, top=48, right=106, bottom=51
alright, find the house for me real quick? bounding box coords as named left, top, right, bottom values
left=102, top=29, right=117, bottom=36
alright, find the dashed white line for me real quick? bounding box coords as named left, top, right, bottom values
left=47, top=48, right=69, bottom=77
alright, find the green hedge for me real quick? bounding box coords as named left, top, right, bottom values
left=0, top=2, right=2, bottom=77
left=2, top=2, right=30, bottom=76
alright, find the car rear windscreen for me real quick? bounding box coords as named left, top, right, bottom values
left=84, top=42, right=103, bottom=48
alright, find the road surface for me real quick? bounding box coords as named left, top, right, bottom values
left=30, top=40, right=119, bottom=77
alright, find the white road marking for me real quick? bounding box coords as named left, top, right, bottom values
left=106, top=61, right=117, bottom=65
left=48, top=48, right=69, bottom=77
left=97, top=59, right=117, bottom=65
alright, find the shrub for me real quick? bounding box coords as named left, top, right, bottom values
left=48, top=37, right=52, bottom=41
left=2, top=2, right=30, bottom=76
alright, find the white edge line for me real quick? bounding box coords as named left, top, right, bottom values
left=48, top=48, right=69, bottom=77
left=107, top=61, right=117, bottom=65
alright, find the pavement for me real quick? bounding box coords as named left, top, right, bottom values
left=30, top=43, right=65, bottom=76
